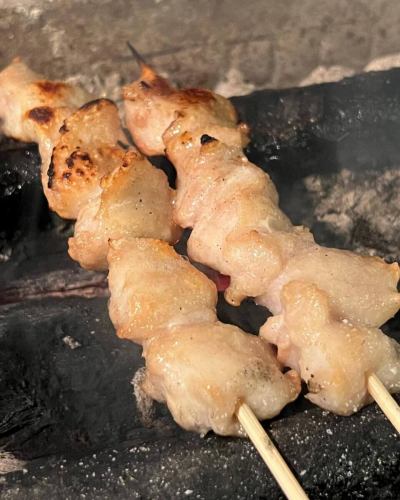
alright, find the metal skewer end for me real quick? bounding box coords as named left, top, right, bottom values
left=126, top=41, right=149, bottom=69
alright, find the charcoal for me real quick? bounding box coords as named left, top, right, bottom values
left=1, top=68, right=400, bottom=498
left=0, top=297, right=399, bottom=499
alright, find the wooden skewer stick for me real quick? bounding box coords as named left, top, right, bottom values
left=367, top=373, right=400, bottom=433
left=236, top=403, right=309, bottom=500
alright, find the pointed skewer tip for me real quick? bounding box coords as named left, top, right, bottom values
left=126, top=41, right=148, bottom=68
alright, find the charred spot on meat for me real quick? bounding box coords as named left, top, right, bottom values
left=47, top=150, right=56, bottom=188
left=200, top=134, right=217, bottom=145
left=140, top=80, right=151, bottom=89
left=35, top=80, right=68, bottom=96
left=65, top=150, right=92, bottom=169
left=27, top=106, right=54, bottom=124
left=59, top=123, right=69, bottom=134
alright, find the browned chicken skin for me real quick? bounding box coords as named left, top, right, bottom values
left=47, top=98, right=127, bottom=219
left=0, top=58, right=88, bottom=209
left=124, top=63, right=248, bottom=156
left=68, top=149, right=179, bottom=269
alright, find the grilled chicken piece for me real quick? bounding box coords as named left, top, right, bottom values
left=0, top=58, right=87, bottom=196
left=0, top=58, right=86, bottom=143
left=258, top=241, right=400, bottom=328
left=107, top=238, right=217, bottom=343
left=123, top=63, right=248, bottom=156
left=123, top=65, right=400, bottom=329
left=47, top=98, right=126, bottom=219
left=69, top=152, right=180, bottom=270
left=0, top=60, right=128, bottom=220
left=143, top=322, right=300, bottom=436
left=261, top=281, right=400, bottom=415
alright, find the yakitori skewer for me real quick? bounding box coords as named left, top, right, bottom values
left=0, top=58, right=309, bottom=499
left=122, top=46, right=400, bottom=430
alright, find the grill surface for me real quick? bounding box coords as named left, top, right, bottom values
left=1, top=68, right=400, bottom=498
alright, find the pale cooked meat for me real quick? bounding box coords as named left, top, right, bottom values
left=68, top=151, right=180, bottom=269
left=107, top=238, right=217, bottom=343
left=68, top=195, right=104, bottom=268
left=0, top=58, right=88, bottom=195
left=46, top=98, right=127, bottom=219
left=0, top=58, right=87, bottom=143
left=0, top=60, right=127, bottom=220
left=259, top=243, right=400, bottom=328
left=123, top=63, right=248, bottom=156
left=143, top=322, right=300, bottom=436
left=170, top=139, right=284, bottom=229
left=261, top=281, right=400, bottom=415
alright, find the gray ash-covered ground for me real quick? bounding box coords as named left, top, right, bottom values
left=303, top=168, right=400, bottom=258
left=283, top=168, right=400, bottom=259
left=1, top=390, right=399, bottom=499
left=1, top=69, right=400, bottom=498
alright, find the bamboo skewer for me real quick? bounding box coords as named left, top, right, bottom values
left=236, top=376, right=399, bottom=500
left=236, top=403, right=309, bottom=500
left=367, top=373, right=400, bottom=433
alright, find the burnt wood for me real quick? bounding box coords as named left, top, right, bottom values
left=1, top=68, right=400, bottom=498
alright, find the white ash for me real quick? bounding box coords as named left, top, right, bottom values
left=299, top=65, right=355, bottom=87
left=42, top=24, right=66, bottom=59
left=62, top=335, right=81, bottom=349
left=297, top=54, right=400, bottom=88
left=66, top=70, right=124, bottom=103
left=214, top=68, right=256, bottom=98
left=0, top=452, right=26, bottom=475
left=304, top=168, right=400, bottom=258
left=0, top=246, right=12, bottom=263
left=131, top=367, right=156, bottom=427
left=364, top=53, right=400, bottom=72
